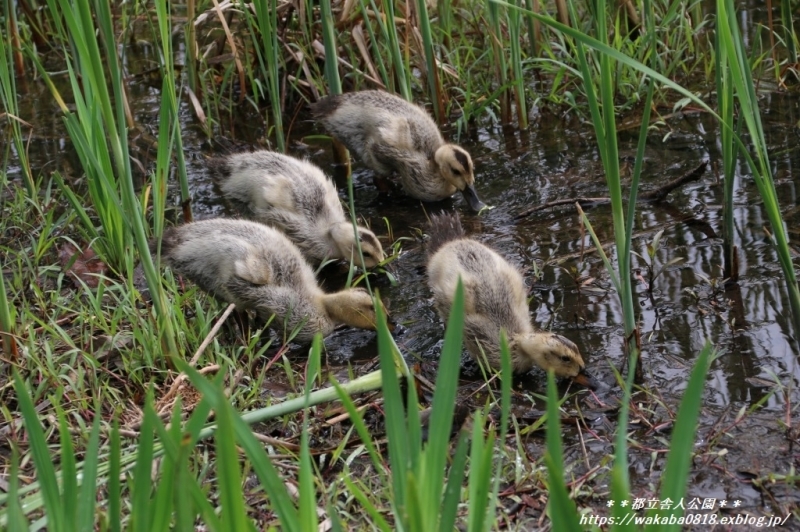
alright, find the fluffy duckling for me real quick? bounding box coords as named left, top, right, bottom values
left=209, top=150, right=385, bottom=269
left=426, top=213, right=592, bottom=385
left=154, top=218, right=387, bottom=343
left=310, top=90, right=486, bottom=212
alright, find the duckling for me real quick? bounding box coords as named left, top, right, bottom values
left=426, top=213, right=592, bottom=385
left=310, top=90, right=486, bottom=212
left=154, top=218, right=387, bottom=343
left=208, top=150, right=385, bottom=269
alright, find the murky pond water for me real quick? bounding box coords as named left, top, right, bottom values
left=5, top=12, right=800, bottom=522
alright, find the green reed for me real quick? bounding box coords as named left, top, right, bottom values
left=0, top=2, right=36, bottom=199
left=357, top=0, right=392, bottom=90
left=242, top=0, right=285, bottom=152
left=780, top=0, right=797, bottom=64
left=33, top=0, right=178, bottom=358
left=0, top=266, right=16, bottom=359
left=716, top=0, right=800, bottom=338
left=487, top=1, right=512, bottom=124
left=416, top=0, right=444, bottom=124
left=154, top=0, right=192, bottom=223
left=715, top=18, right=738, bottom=282
left=384, top=0, right=412, bottom=101
left=507, top=0, right=528, bottom=128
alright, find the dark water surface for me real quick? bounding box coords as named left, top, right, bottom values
left=5, top=23, right=800, bottom=520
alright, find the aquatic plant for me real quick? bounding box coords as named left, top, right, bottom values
left=30, top=0, right=179, bottom=357
left=715, top=0, right=800, bottom=338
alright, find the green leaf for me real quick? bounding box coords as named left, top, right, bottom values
left=13, top=372, right=65, bottom=532
left=544, top=372, right=582, bottom=531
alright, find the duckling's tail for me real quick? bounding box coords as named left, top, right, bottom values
left=427, top=212, right=466, bottom=256
left=207, top=156, right=232, bottom=184
left=149, top=226, right=182, bottom=264
left=309, top=94, right=344, bottom=119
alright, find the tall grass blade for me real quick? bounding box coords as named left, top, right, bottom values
left=130, top=395, right=155, bottom=532
left=439, top=433, right=469, bottom=532
left=211, top=388, right=252, bottom=530
left=6, top=450, right=29, bottom=531
left=384, top=0, right=411, bottom=101
left=56, top=403, right=78, bottom=527
left=246, top=0, right=286, bottom=152
left=108, top=421, right=121, bottom=532
left=0, top=264, right=17, bottom=359
left=466, top=409, right=494, bottom=532
left=179, top=361, right=301, bottom=529
left=299, top=336, right=323, bottom=531
left=320, top=0, right=351, bottom=170
left=415, top=0, right=444, bottom=124
left=0, top=2, right=36, bottom=198
left=649, top=342, right=713, bottom=531
left=714, top=11, right=737, bottom=281
left=717, top=0, right=800, bottom=339
left=487, top=1, right=511, bottom=123
left=76, top=406, right=101, bottom=531
left=12, top=372, right=65, bottom=532
left=376, top=291, right=409, bottom=522
left=508, top=0, right=528, bottom=128
left=320, top=0, right=342, bottom=94
left=356, top=0, right=392, bottom=90
left=543, top=372, right=581, bottom=531
left=421, top=278, right=465, bottom=525
left=154, top=0, right=192, bottom=222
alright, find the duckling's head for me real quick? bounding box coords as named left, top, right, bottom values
left=434, top=145, right=485, bottom=212
left=514, top=332, right=591, bottom=382
left=330, top=223, right=386, bottom=269
left=322, top=288, right=393, bottom=331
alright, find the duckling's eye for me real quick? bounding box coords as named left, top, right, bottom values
left=452, top=168, right=462, bottom=176
left=560, top=355, right=572, bottom=363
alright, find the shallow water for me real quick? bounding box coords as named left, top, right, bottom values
left=4, top=17, right=800, bottom=520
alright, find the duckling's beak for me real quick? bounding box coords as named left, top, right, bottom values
left=571, top=370, right=598, bottom=390
left=461, top=184, right=486, bottom=212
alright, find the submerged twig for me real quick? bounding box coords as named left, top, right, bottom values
left=515, top=160, right=708, bottom=219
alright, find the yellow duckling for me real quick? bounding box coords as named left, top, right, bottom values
left=311, top=90, right=486, bottom=212
left=154, top=218, right=387, bottom=343
left=209, top=150, right=385, bottom=269
left=426, top=213, right=592, bottom=385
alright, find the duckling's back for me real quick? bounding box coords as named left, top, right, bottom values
left=209, top=151, right=342, bottom=225
left=311, top=90, right=444, bottom=159
left=427, top=213, right=530, bottom=334
left=158, top=218, right=318, bottom=304
left=209, top=151, right=349, bottom=259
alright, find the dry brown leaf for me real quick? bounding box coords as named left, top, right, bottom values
left=58, top=242, right=108, bottom=289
